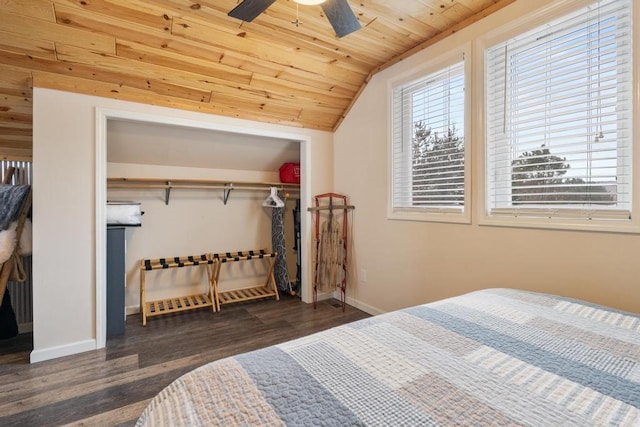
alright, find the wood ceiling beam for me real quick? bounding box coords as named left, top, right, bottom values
left=170, top=16, right=366, bottom=87
left=52, top=8, right=359, bottom=102
left=0, top=65, right=33, bottom=90
left=0, top=110, right=31, bottom=125
left=371, top=0, right=517, bottom=78
left=250, top=74, right=351, bottom=109
left=0, top=8, right=115, bottom=54
left=351, top=3, right=440, bottom=40
left=114, top=40, right=254, bottom=86
left=0, top=126, right=32, bottom=137
left=0, top=30, right=57, bottom=61
left=54, top=3, right=363, bottom=94
left=0, top=93, right=32, bottom=113
left=0, top=147, right=32, bottom=162
left=246, top=6, right=400, bottom=64
left=0, top=118, right=32, bottom=130
left=51, top=43, right=346, bottom=116
left=0, top=136, right=32, bottom=148
left=54, top=0, right=173, bottom=32
left=0, top=0, right=56, bottom=22
left=0, top=48, right=214, bottom=104
left=31, top=71, right=335, bottom=131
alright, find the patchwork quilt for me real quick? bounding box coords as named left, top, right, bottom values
left=136, top=288, right=640, bottom=426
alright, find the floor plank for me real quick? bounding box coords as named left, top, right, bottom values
left=0, top=296, right=369, bottom=426
left=0, top=354, right=140, bottom=404
left=60, top=400, right=152, bottom=427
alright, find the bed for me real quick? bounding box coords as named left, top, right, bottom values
left=136, top=288, right=640, bottom=426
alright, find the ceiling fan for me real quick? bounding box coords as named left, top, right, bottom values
left=228, top=0, right=362, bottom=38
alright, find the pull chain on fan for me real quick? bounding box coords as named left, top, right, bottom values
left=291, top=2, right=302, bottom=28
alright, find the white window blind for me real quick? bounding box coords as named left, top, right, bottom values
left=0, top=160, right=32, bottom=185
left=392, top=60, right=465, bottom=212
left=485, top=0, right=632, bottom=221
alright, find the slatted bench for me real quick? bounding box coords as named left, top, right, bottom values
left=139, top=254, right=217, bottom=326
left=212, top=249, right=279, bottom=307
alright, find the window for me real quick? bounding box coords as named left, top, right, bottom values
left=485, top=0, right=633, bottom=226
left=390, top=53, right=469, bottom=222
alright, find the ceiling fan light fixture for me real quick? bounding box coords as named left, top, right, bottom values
left=294, top=0, right=327, bottom=5
left=229, top=0, right=361, bottom=38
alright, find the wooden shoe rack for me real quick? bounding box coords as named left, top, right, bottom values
left=212, top=249, right=279, bottom=306
left=139, top=254, right=217, bottom=326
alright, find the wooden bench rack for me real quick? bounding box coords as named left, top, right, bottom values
left=212, top=249, right=280, bottom=307
left=139, top=254, right=217, bottom=326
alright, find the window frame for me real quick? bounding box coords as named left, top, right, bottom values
left=475, top=0, right=640, bottom=233
left=387, top=44, right=472, bottom=224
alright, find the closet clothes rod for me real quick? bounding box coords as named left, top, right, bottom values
left=107, top=178, right=299, bottom=205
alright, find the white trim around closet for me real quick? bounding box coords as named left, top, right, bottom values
left=95, top=107, right=311, bottom=350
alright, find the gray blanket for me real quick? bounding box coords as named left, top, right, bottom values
left=0, top=184, right=30, bottom=231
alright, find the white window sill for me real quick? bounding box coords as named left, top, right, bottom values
left=388, top=208, right=471, bottom=224
left=477, top=214, right=640, bottom=234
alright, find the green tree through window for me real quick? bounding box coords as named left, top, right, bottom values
left=511, top=146, right=616, bottom=205
left=411, top=121, right=464, bottom=207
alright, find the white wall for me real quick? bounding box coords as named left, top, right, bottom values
left=32, top=88, right=332, bottom=362
left=334, top=0, right=640, bottom=315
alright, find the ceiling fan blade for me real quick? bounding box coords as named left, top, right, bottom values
left=228, top=0, right=276, bottom=22
left=321, top=0, right=361, bottom=38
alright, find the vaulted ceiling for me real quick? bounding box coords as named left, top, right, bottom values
left=0, top=0, right=515, bottom=160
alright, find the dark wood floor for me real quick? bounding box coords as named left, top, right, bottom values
left=0, top=296, right=370, bottom=426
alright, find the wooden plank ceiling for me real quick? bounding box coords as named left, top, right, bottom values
left=0, top=0, right=514, bottom=160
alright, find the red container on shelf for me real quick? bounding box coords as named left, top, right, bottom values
left=279, top=162, right=300, bottom=184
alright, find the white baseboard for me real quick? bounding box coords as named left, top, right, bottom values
left=126, top=305, right=140, bottom=316
left=339, top=293, right=385, bottom=316
left=316, top=290, right=386, bottom=316
left=30, top=339, right=96, bottom=364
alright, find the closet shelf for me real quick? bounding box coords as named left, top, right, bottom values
left=107, top=177, right=299, bottom=205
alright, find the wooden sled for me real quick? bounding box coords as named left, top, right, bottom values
left=308, top=193, right=355, bottom=312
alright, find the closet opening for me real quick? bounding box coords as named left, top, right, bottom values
left=96, top=109, right=310, bottom=349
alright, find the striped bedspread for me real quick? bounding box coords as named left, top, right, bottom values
left=136, top=288, right=640, bottom=426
